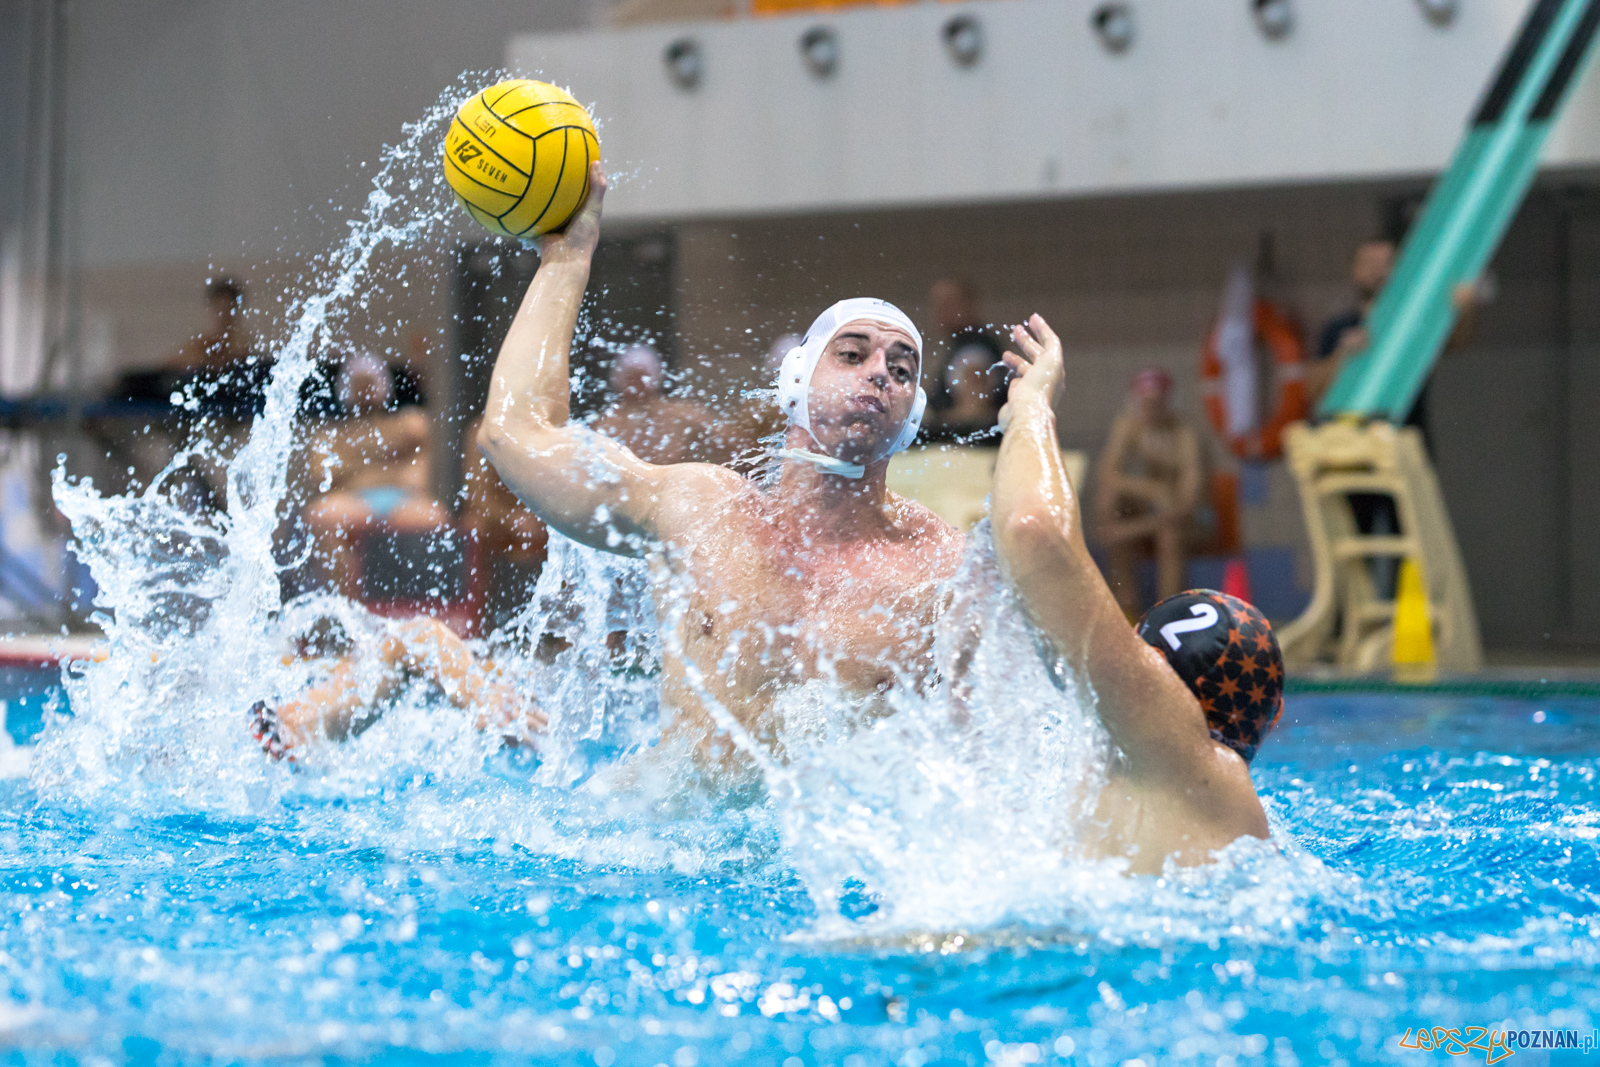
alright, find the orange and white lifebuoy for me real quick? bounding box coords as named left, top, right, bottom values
left=1200, top=299, right=1308, bottom=460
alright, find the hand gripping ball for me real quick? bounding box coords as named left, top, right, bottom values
left=443, top=80, right=600, bottom=240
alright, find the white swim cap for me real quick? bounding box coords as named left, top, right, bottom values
left=775, top=298, right=928, bottom=462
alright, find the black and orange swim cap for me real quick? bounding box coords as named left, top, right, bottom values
left=1135, top=590, right=1284, bottom=762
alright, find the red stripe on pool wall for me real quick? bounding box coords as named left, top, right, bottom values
left=0, top=635, right=100, bottom=669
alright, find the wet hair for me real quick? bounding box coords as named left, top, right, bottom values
left=1135, top=590, right=1284, bottom=762
left=207, top=278, right=244, bottom=305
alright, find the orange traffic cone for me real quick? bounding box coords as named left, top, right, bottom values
left=1222, top=556, right=1253, bottom=604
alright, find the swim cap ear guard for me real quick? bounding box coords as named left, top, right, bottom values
left=1135, top=590, right=1285, bottom=763
left=776, top=297, right=928, bottom=466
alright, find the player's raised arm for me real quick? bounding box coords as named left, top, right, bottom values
left=989, top=315, right=1216, bottom=784
left=477, top=163, right=676, bottom=556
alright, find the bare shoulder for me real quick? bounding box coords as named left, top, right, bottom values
left=887, top=493, right=967, bottom=571
left=652, top=462, right=751, bottom=530
left=1136, top=739, right=1269, bottom=840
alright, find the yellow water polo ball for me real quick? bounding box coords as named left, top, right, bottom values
left=443, top=79, right=600, bottom=240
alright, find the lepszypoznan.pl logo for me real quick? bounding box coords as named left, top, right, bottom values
left=1398, top=1025, right=1600, bottom=1062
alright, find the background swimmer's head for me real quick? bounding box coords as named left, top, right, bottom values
left=1135, top=590, right=1285, bottom=763
left=776, top=298, right=928, bottom=468
left=608, top=344, right=664, bottom=401
left=337, top=350, right=393, bottom=416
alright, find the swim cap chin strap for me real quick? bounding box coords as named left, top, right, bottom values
left=773, top=446, right=868, bottom=479
left=774, top=297, right=927, bottom=479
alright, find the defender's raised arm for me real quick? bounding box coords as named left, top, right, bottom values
left=991, top=316, right=1224, bottom=785
left=476, top=163, right=679, bottom=556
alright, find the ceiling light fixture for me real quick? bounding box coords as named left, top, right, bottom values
left=1091, top=2, right=1136, bottom=54
left=663, top=37, right=703, bottom=90
left=1251, top=0, right=1294, bottom=41
left=1415, top=0, right=1458, bottom=27
left=799, top=26, right=840, bottom=79
left=943, top=14, right=983, bottom=67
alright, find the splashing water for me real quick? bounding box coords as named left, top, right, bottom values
left=28, top=71, right=1128, bottom=929
left=4, top=75, right=1456, bottom=933
left=7, top=85, right=1600, bottom=1064
left=35, top=84, right=478, bottom=811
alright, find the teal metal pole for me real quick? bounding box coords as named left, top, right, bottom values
left=1319, top=0, right=1600, bottom=423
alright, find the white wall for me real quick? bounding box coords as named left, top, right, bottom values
left=68, top=0, right=590, bottom=270
left=39, top=0, right=593, bottom=384
left=509, top=0, right=1600, bottom=221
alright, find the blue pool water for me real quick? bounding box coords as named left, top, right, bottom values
left=2, top=673, right=1597, bottom=1066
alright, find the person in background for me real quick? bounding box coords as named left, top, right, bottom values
left=928, top=277, right=1004, bottom=430
left=165, top=277, right=277, bottom=431
left=711, top=333, right=799, bottom=470
left=1306, top=236, right=1480, bottom=447
left=589, top=344, right=712, bottom=466
left=922, top=342, right=1008, bottom=442
left=115, top=278, right=270, bottom=507
left=1306, top=237, right=1479, bottom=597
left=303, top=351, right=451, bottom=598
left=1093, top=369, right=1203, bottom=617
left=166, top=278, right=251, bottom=375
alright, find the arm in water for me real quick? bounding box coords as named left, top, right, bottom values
left=477, top=162, right=714, bottom=556
left=989, top=315, right=1266, bottom=841
left=254, top=617, right=545, bottom=759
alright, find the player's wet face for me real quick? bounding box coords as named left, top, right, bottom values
left=807, top=321, right=919, bottom=462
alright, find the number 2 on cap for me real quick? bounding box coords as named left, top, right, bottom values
left=1160, top=604, right=1219, bottom=650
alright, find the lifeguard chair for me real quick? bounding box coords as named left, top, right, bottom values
left=1277, top=421, right=1481, bottom=671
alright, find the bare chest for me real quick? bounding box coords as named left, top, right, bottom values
left=668, top=524, right=942, bottom=698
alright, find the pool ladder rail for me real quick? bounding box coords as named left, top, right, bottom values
left=1277, top=420, right=1483, bottom=673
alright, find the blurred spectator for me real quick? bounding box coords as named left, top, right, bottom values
left=1093, top=369, right=1203, bottom=616
left=928, top=278, right=1004, bottom=419
left=589, top=344, right=711, bottom=465
left=1306, top=239, right=1395, bottom=420
left=461, top=415, right=548, bottom=567
left=167, top=278, right=250, bottom=373
left=113, top=278, right=271, bottom=507
left=1308, top=238, right=1480, bottom=597
left=923, top=342, right=1008, bottom=442
left=711, top=332, right=798, bottom=470
left=1307, top=237, right=1479, bottom=447
left=165, top=277, right=275, bottom=425
left=303, top=352, right=450, bottom=597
